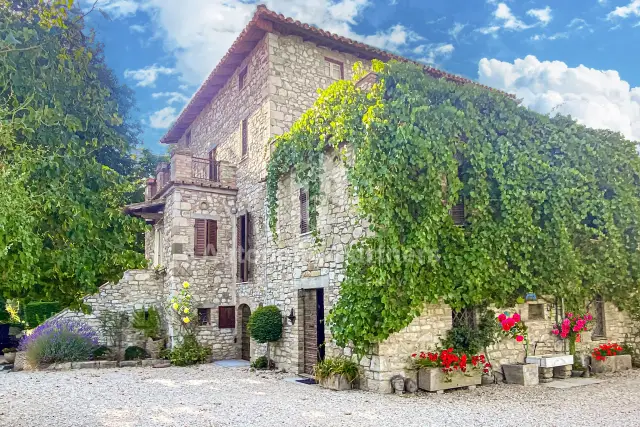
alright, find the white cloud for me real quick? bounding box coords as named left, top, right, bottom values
left=478, top=55, right=640, bottom=141
left=495, top=3, right=531, bottom=30
left=149, top=107, right=178, bottom=129
left=449, top=22, right=466, bottom=40
left=124, top=64, right=176, bottom=87
left=568, top=18, right=589, bottom=30
left=129, top=24, right=146, bottom=33
left=152, top=92, right=190, bottom=105
left=101, top=0, right=426, bottom=85
left=527, top=6, right=552, bottom=26
left=98, top=0, right=139, bottom=18
left=418, top=43, right=455, bottom=65
left=477, top=25, right=501, bottom=35
left=608, top=0, right=640, bottom=19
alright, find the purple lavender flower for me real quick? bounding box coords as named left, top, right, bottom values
left=20, top=318, right=99, bottom=365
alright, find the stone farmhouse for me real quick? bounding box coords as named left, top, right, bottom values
left=57, top=5, right=637, bottom=393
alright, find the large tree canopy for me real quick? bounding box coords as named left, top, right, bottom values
left=0, top=0, right=149, bottom=307
left=266, top=61, right=640, bottom=355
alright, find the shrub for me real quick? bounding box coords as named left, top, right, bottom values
left=19, top=319, right=98, bottom=366
left=24, top=302, right=61, bottom=329
left=124, top=346, right=148, bottom=361
left=248, top=305, right=282, bottom=344
left=251, top=355, right=275, bottom=370
left=313, top=357, right=359, bottom=383
left=92, top=345, right=112, bottom=360
left=131, top=306, right=162, bottom=340
left=167, top=334, right=211, bottom=366
left=441, top=310, right=501, bottom=355
left=0, top=296, right=10, bottom=324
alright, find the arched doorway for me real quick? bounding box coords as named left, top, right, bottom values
left=239, top=304, right=251, bottom=361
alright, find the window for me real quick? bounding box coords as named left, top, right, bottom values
left=238, top=66, right=247, bottom=91
left=299, top=188, right=310, bottom=234
left=194, top=219, right=217, bottom=256
left=208, top=148, right=218, bottom=181
left=452, top=308, right=476, bottom=329
left=241, top=118, right=248, bottom=157
left=237, top=213, right=250, bottom=282
left=528, top=304, right=545, bottom=321
left=592, top=295, right=606, bottom=337
left=185, top=130, right=192, bottom=148
left=324, top=57, right=344, bottom=80
left=198, top=308, right=211, bottom=326
left=218, top=306, right=236, bottom=329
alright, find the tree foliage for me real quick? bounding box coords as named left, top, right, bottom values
left=266, top=60, right=640, bottom=355
left=248, top=305, right=283, bottom=344
left=0, top=0, right=148, bottom=307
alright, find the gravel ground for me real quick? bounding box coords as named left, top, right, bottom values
left=1, top=364, right=639, bottom=427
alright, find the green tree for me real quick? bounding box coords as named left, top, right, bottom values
left=0, top=0, right=147, bottom=307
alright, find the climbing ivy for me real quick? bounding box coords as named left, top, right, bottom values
left=266, top=60, right=640, bottom=356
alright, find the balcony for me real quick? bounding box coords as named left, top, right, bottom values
left=145, top=149, right=236, bottom=201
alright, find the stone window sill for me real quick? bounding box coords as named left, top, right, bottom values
left=239, top=155, right=248, bottom=163
left=300, top=231, right=315, bottom=238
left=591, top=335, right=608, bottom=341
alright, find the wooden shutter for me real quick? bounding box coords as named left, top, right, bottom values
left=194, top=219, right=206, bottom=256
left=243, top=212, right=250, bottom=281
left=218, top=306, right=236, bottom=329
left=300, top=189, right=309, bottom=234
left=241, top=119, right=248, bottom=156
left=451, top=200, right=465, bottom=226
left=206, top=220, right=217, bottom=256
left=237, top=215, right=243, bottom=281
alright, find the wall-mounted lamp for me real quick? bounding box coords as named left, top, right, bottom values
left=287, top=308, right=296, bottom=326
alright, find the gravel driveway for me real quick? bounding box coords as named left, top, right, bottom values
left=1, top=364, right=639, bottom=426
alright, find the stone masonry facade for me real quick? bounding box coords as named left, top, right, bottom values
left=60, top=13, right=639, bottom=393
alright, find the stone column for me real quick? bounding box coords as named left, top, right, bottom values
left=170, top=148, right=193, bottom=181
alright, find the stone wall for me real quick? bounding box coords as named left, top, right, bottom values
left=50, top=269, right=163, bottom=348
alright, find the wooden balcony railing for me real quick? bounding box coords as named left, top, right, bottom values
left=192, top=157, right=220, bottom=182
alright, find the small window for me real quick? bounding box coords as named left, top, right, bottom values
left=185, top=131, right=191, bottom=147
left=592, top=295, right=606, bottom=337
left=198, top=308, right=211, bottom=326
left=528, top=304, right=545, bottom=321
left=237, top=213, right=250, bottom=282
left=241, top=119, right=248, bottom=157
left=299, top=188, right=310, bottom=234
left=452, top=308, right=476, bottom=329
left=218, top=306, right=236, bottom=329
left=194, top=219, right=217, bottom=256
left=239, top=66, right=247, bottom=91
left=324, top=58, right=344, bottom=80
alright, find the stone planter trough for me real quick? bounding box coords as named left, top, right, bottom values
left=417, top=368, right=481, bottom=392
left=525, top=354, right=574, bottom=368
left=319, top=374, right=353, bottom=391
left=3, top=352, right=16, bottom=364
left=502, top=364, right=539, bottom=386
left=591, top=354, right=632, bottom=374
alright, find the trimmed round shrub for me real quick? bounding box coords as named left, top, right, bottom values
left=19, top=319, right=98, bottom=366
left=247, top=305, right=282, bottom=344
left=124, top=346, right=148, bottom=361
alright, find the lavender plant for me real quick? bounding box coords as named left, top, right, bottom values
left=19, top=318, right=98, bottom=366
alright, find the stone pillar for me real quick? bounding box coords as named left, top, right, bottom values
left=553, top=365, right=572, bottom=379
left=219, top=161, right=237, bottom=187
left=145, top=178, right=157, bottom=201
left=170, top=148, right=193, bottom=181
left=539, top=367, right=554, bottom=383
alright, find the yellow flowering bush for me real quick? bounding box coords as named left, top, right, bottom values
left=169, top=282, right=195, bottom=333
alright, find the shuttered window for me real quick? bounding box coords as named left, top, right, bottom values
left=324, top=58, right=344, bottom=80
left=241, top=119, right=248, bottom=157
left=218, top=306, right=236, bottom=329
left=237, top=213, right=250, bottom=282
left=239, top=66, right=247, bottom=91
left=300, top=188, right=310, bottom=234
left=194, top=219, right=217, bottom=256
left=208, top=148, right=218, bottom=181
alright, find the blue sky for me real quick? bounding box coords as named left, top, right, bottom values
left=84, top=0, right=640, bottom=153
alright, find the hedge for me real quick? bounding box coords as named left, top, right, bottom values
left=24, top=302, right=61, bottom=328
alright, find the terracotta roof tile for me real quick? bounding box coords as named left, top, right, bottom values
left=160, top=4, right=513, bottom=144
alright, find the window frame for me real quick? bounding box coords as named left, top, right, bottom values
left=197, top=308, right=211, bottom=326
left=194, top=219, right=218, bottom=257
left=237, top=212, right=250, bottom=282
left=299, top=188, right=310, bottom=234
left=238, top=66, right=248, bottom=91
left=591, top=295, right=606, bottom=338
left=324, top=57, right=344, bottom=80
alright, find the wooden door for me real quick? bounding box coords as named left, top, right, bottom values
left=240, top=305, right=251, bottom=361
left=303, top=289, right=325, bottom=375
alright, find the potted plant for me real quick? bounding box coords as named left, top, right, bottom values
left=497, top=312, right=539, bottom=386
left=411, top=349, right=490, bottom=392
left=132, top=306, right=164, bottom=358
left=313, top=357, right=359, bottom=391
left=2, top=347, right=17, bottom=364
left=551, top=312, right=593, bottom=356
